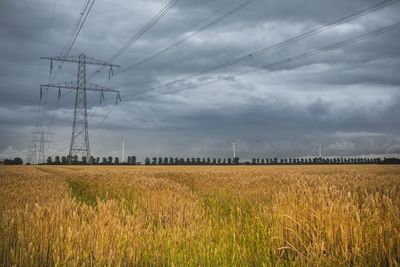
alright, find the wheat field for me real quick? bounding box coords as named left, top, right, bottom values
left=0, top=165, right=399, bottom=266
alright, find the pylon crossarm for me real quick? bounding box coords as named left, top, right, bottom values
left=41, top=81, right=119, bottom=93
left=41, top=55, right=120, bottom=68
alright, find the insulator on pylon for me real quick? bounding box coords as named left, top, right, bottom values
left=115, top=92, right=121, bottom=104
left=108, top=66, right=114, bottom=80
left=100, top=90, right=105, bottom=104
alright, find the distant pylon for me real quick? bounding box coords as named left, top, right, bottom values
left=41, top=54, right=121, bottom=161
left=29, top=132, right=53, bottom=164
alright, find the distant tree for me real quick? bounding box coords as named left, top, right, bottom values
left=158, top=157, right=163, bottom=165
left=132, top=156, right=136, bottom=165
left=169, top=157, right=174, bottom=165
left=102, top=157, right=107, bottom=165
left=152, top=157, right=157, bottom=165
left=252, top=158, right=256, bottom=165
left=47, top=156, right=53, bottom=164
left=212, top=158, right=216, bottom=165
left=96, top=157, right=100, bottom=165
left=233, top=157, right=239, bottom=165
left=179, top=158, right=185, bottom=164
left=61, top=156, right=67, bottom=164
left=191, top=158, right=196, bottom=165
left=217, top=158, right=221, bottom=165
left=82, top=156, right=87, bottom=165
left=54, top=156, right=61, bottom=164
left=14, top=157, right=23, bottom=165
left=274, top=158, right=278, bottom=164
left=114, top=157, right=119, bottom=165
left=207, top=158, right=211, bottom=165
left=145, top=157, right=151, bottom=165
left=89, top=156, right=95, bottom=165
left=202, top=158, right=206, bottom=164
left=163, top=157, right=168, bottom=165
left=227, top=158, right=232, bottom=165
left=186, top=158, right=191, bottom=165
left=284, top=159, right=288, bottom=164
left=196, top=158, right=201, bottom=164
left=127, top=156, right=132, bottom=164
left=73, top=155, right=79, bottom=164
left=108, top=156, right=113, bottom=165
left=174, top=157, right=179, bottom=165
left=256, top=158, right=260, bottom=165
left=4, top=157, right=23, bottom=165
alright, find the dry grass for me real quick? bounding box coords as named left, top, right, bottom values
left=0, top=165, right=399, bottom=266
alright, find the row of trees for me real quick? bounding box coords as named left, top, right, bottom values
left=250, top=157, right=383, bottom=165
left=3, top=157, right=23, bottom=165
left=144, top=157, right=240, bottom=165
left=46, top=155, right=137, bottom=165
left=38, top=155, right=398, bottom=165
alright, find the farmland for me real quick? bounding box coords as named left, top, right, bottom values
left=1, top=165, right=399, bottom=266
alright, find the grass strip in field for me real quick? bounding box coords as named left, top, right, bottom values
left=66, top=179, right=99, bottom=206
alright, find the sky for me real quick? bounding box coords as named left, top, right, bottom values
left=0, top=0, right=400, bottom=162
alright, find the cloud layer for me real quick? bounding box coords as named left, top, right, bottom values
left=0, top=0, right=399, bottom=161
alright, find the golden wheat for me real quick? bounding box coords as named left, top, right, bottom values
left=0, top=165, right=399, bottom=266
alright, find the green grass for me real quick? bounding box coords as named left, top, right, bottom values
left=66, top=179, right=98, bottom=206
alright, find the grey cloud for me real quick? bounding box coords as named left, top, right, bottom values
left=1, top=0, right=400, bottom=160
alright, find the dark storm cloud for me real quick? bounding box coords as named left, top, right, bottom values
left=0, top=0, right=399, bottom=160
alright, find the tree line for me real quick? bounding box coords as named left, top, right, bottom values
left=143, top=157, right=241, bottom=165
left=3, top=157, right=23, bottom=165
left=249, top=157, right=384, bottom=165
left=45, top=155, right=137, bottom=165
left=3, top=155, right=398, bottom=165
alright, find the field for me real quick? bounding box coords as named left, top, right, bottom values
left=1, top=165, right=399, bottom=266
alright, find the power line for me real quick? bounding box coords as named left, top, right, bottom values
left=32, top=0, right=60, bottom=136
left=83, top=0, right=183, bottom=136
left=124, top=21, right=400, bottom=101
left=50, top=0, right=96, bottom=80
left=108, top=0, right=180, bottom=63
left=89, top=0, right=181, bottom=80
left=40, top=0, right=96, bottom=139
left=86, top=0, right=250, bottom=139
left=117, top=0, right=252, bottom=75
left=123, top=0, right=400, bottom=99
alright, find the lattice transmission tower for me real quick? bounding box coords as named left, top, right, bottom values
left=29, top=132, right=54, bottom=164
left=41, top=54, right=121, bottom=161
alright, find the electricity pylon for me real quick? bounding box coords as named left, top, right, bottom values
left=29, top=132, right=53, bottom=164
left=41, top=54, right=121, bottom=161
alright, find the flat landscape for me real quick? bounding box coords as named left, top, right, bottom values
left=1, top=165, right=399, bottom=266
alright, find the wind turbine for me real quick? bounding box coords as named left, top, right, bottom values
left=121, top=137, right=126, bottom=163
left=317, top=143, right=322, bottom=158
left=232, top=142, right=237, bottom=158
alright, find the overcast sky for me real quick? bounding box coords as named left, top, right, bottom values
left=1, top=0, right=400, bottom=162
